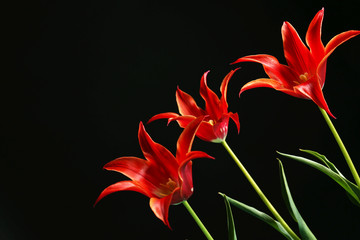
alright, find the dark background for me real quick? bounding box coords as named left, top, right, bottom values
left=3, top=0, right=360, bottom=239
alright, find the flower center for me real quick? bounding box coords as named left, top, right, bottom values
left=165, top=178, right=178, bottom=191
left=298, top=72, right=309, bottom=83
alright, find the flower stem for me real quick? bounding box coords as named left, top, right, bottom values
left=221, top=140, right=301, bottom=240
left=319, top=107, right=360, bottom=187
left=182, top=200, right=214, bottom=240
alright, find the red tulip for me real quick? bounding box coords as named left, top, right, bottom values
left=94, top=117, right=213, bottom=228
left=148, top=70, right=240, bottom=143
left=233, top=8, right=360, bottom=118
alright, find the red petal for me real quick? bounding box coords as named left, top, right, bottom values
left=199, top=71, right=222, bottom=120
left=176, top=116, right=205, bottom=161
left=306, top=8, right=325, bottom=64
left=229, top=112, right=240, bottom=134
left=213, top=115, right=229, bottom=141
left=103, top=157, right=165, bottom=195
left=138, top=122, right=178, bottom=179
left=176, top=87, right=204, bottom=117
left=220, top=68, right=240, bottom=112
left=147, top=112, right=180, bottom=125
left=172, top=115, right=219, bottom=142
left=232, top=54, right=297, bottom=87
left=317, top=30, right=360, bottom=87
left=325, top=30, right=360, bottom=56
left=149, top=194, right=174, bottom=228
left=240, top=78, right=300, bottom=98
left=185, top=151, right=214, bottom=161
left=178, top=161, right=193, bottom=201
left=282, top=21, right=316, bottom=75
left=94, top=181, right=149, bottom=206
left=294, top=78, right=335, bottom=118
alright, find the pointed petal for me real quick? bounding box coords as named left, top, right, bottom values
left=94, top=181, right=149, bottom=206
left=220, top=68, right=240, bottom=111
left=306, top=8, right=325, bottom=64
left=185, top=151, right=214, bottom=161
left=171, top=115, right=219, bottom=142
left=282, top=21, right=316, bottom=75
left=294, top=78, right=335, bottom=118
left=229, top=112, right=240, bottom=134
left=232, top=54, right=297, bottom=87
left=324, top=30, right=360, bottom=56
left=239, top=78, right=300, bottom=98
left=176, top=116, right=205, bottom=161
left=103, top=157, right=165, bottom=195
left=178, top=152, right=213, bottom=200
left=199, top=71, right=222, bottom=120
left=176, top=87, right=204, bottom=117
left=317, top=30, right=360, bottom=87
left=149, top=193, right=174, bottom=228
left=138, top=122, right=178, bottom=178
left=147, top=112, right=180, bottom=125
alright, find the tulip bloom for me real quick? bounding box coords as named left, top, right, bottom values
left=148, top=70, right=240, bottom=143
left=233, top=8, right=360, bottom=118
left=94, top=117, right=213, bottom=228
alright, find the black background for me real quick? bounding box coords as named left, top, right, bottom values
left=3, top=0, right=360, bottom=239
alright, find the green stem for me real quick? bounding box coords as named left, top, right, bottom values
left=221, top=140, right=301, bottom=240
left=319, top=107, right=360, bottom=187
left=182, top=200, right=214, bottom=240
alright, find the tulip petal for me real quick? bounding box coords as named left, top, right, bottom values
left=147, top=112, right=180, bottom=125
left=103, top=157, right=166, bottom=195
left=176, top=116, right=205, bottom=161
left=176, top=87, right=205, bottom=117
left=240, top=78, right=299, bottom=98
left=200, top=71, right=222, bottom=120
left=220, top=68, right=240, bottom=111
left=233, top=54, right=297, bottom=87
left=178, top=161, right=193, bottom=201
left=229, top=112, right=240, bottom=134
left=294, top=78, right=335, bottom=118
left=138, top=122, right=178, bottom=178
left=149, top=193, right=175, bottom=228
left=94, top=181, right=149, bottom=206
left=306, top=8, right=325, bottom=64
left=324, top=30, right=360, bottom=56
left=282, top=21, right=316, bottom=75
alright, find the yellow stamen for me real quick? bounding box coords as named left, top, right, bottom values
left=299, top=72, right=309, bottom=82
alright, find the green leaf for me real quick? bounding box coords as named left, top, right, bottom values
left=279, top=160, right=317, bottom=240
left=221, top=194, right=237, bottom=240
left=219, top=193, right=294, bottom=240
left=278, top=150, right=360, bottom=205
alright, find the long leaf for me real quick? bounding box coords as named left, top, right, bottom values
left=221, top=194, right=237, bottom=240
left=219, top=193, right=294, bottom=240
left=279, top=160, right=317, bottom=240
left=278, top=151, right=360, bottom=204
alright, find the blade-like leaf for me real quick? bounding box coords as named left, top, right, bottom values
left=219, top=193, right=294, bottom=240
left=221, top=194, right=237, bottom=240
left=299, top=149, right=344, bottom=177
left=278, top=151, right=360, bottom=205
left=279, top=160, right=317, bottom=240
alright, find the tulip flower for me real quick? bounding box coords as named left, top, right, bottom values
left=94, top=117, right=213, bottom=228
left=233, top=8, right=360, bottom=118
left=148, top=70, right=240, bottom=143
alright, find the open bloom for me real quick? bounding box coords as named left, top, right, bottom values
left=94, top=117, right=213, bottom=228
left=148, top=70, right=240, bottom=143
left=232, top=8, right=360, bottom=118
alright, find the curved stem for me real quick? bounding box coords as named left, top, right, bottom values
left=221, top=140, right=301, bottom=240
left=319, top=107, right=360, bottom=187
left=182, top=200, right=214, bottom=240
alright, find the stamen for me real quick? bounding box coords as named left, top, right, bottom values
left=299, top=72, right=309, bottom=82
